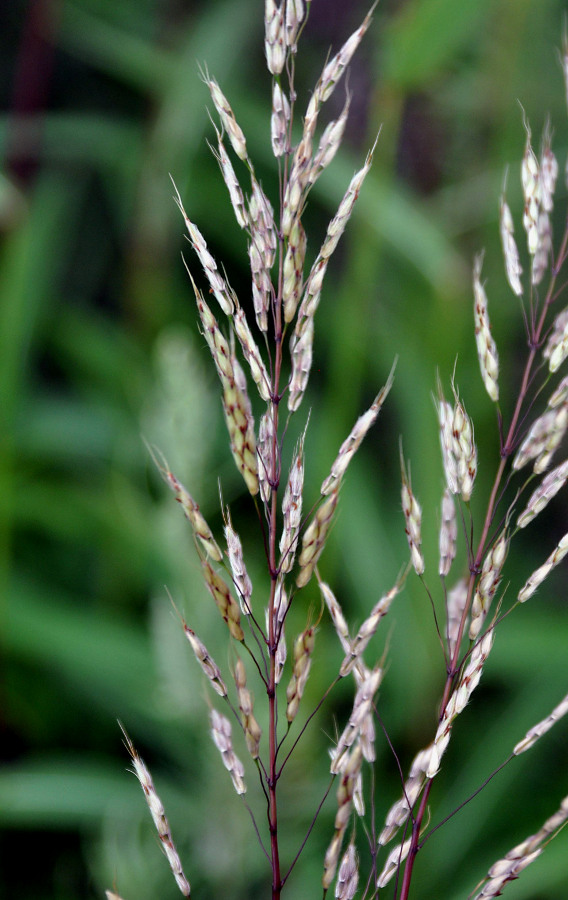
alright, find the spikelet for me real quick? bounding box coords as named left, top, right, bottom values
left=296, top=489, right=339, bottom=588
left=499, top=195, right=523, bottom=296
left=335, top=842, right=358, bottom=899
left=426, top=631, right=494, bottom=778
left=234, top=658, right=262, bottom=758
left=377, top=838, right=412, bottom=888
left=210, top=709, right=247, bottom=795
left=285, top=626, right=315, bottom=722
left=513, top=691, right=568, bottom=755
left=280, top=427, right=306, bottom=573
left=473, top=254, right=499, bottom=403
left=201, top=69, right=248, bottom=162
left=521, top=114, right=541, bottom=256
left=400, top=451, right=424, bottom=576
left=120, top=726, right=191, bottom=896
left=331, top=666, right=382, bottom=774
left=147, top=445, right=222, bottom=562
left=201, top=560, right=245, bottom=641
left=439, top=489, right=457, bottom=577
left=322, top=744, right=363, bottom=890
left=518, top=532, right=568, bottom=602
left=183, top=623, right=227, bottom=697
left=470, top=795, right=568, bottom=898
left=321, top=365, right=395, bottom=496
left=469, top=532, right=508, bottom=640
left=173, top=181, right=235, bottom=317
left=517, top=460, right=568, bottom=528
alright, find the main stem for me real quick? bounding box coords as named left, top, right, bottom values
left=268, top=225, right=286, bottom=899
left=398, top=228, right=568, bottom=900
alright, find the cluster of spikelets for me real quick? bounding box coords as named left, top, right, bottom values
left=108, top=4, right=568, bottom=900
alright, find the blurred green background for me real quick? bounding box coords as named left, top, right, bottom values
left=1, top=0, right=568, bottom=898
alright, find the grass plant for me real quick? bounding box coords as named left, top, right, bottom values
left=109, top=3, right=568, bottom=899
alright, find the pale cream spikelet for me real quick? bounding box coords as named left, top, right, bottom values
left=193, top=285, right=234, bottom=387
left=224, top=509, right=253, bottom=614
left=400, top=451, right=425, bottom=576
left=469, top=531, right=508, bottom=640
left=295, top=255, right=328, bottom=321
left=249, top=176, right=277, bottom=265
left=201, top=559, right=245, bottom=642
left=183, top=623, right=227, bottom=697
left=499, top=195, right=523, bottom=296
left=377, top=838, right=412, bottom=889
left=426, top=630, right=495, bottom=778
left=517, top=460, right=568, bottom=528
left=268, top=578, right=288, bottom=683
left=285, top=626, right=315, bottom=722
left=436, top=381, right=477, bottom=501
left=331, top=665, right=382, bottom=774
left=279, top=428, right=306, bottom=573
left=439, top=488, right=457, bottom=577
left=234, top=658, right=262, bottom=759
left=282, top=217, right=307, bottom=324
left=446, top=577, right=468, bottom=660
left=285, top=0, right=305, bottom=50
left=210, top=708, right=246, bottom=795
left=288, top=316, right=314, bottom=413
left=319, top=139, right=377, bottom=261
left=548, top=373, right=568, bottom=407
left=210, top=124, right=248, bottom=229
left=521, top=114, right=541, bottom=256
left=322, top=744, right=363, bottom=891
left=321, top=365, right=395, bottom=496
left=318, top=578, right=351, bottom=654
left=532, top=207, right=552, bottom=286
left=257, top=410, right=276, bottom=505
left=147, top=445, right=222, bottom=562
left=513, top=690, right=568, bottom=755
left=512, top=402, right=568, bottom=473
left=296, top=488, right=338, bottom=588
left=201, top=69, right=248, bottom=162
left=315, top=5, right=376, bottom=106
left=540, top=121, right=558, bottom=213
left=264, top=0, right=286, bottom=75
left=120, top=726, right=191, bottom=896
left=473, top=253, right=499, bottom=403
left=271, top=81, right=290, bottom=158
left=249, top=241, right=271, bottom=334
left=518, top=532, right=568, bottom=602
left=379, top=747, right=432, bottom=845
left=470, top=796, right=568, bottom=899
left=339, top=581, right=401, bottom=677
left=544, top=306, right=568, bottom=373
left=223, top=352, right=259, bottom=496
left=281, top=146, right=310, bottom=239
left=335, top=842, right=359, bottom=900
left=308, top=92, right=351, bottom=187
left=233, top=306, right=271, bottom=402
left=173, top=181, right=235, bottom=317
